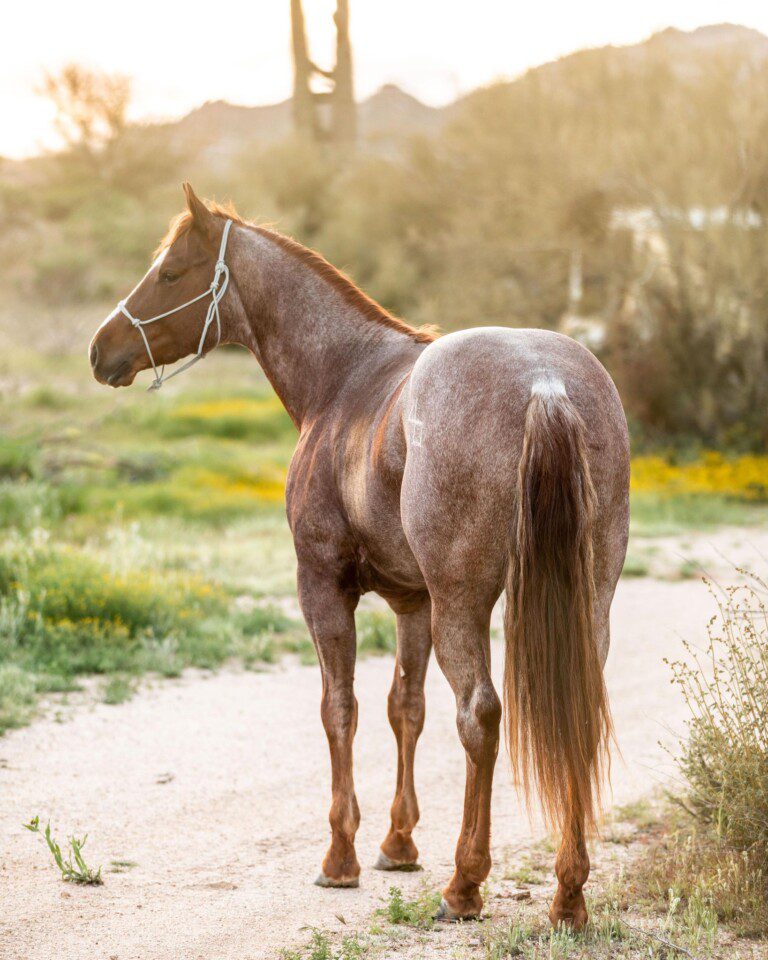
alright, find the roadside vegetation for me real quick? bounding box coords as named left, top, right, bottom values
left=0, top=351, right=401, bottom=731
left=481, top=574, right=768, bottom=957
left=0, top=339, right=766, bottom=734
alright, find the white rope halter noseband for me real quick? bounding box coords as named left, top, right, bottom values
left=117, top=219, right=233, bottom=391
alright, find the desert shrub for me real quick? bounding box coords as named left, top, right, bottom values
left=0, top=664, right=36, bottom=732
left=669, top=575, right=768, bottom=855
left=0, top=482, right=64, bottom=531
left=605, top=223, right=768, bottom=452
left=32, top=245, right=93, bottom=304
left=234, top=604, right=296, bottom=637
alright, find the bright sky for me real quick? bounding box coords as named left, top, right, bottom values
left=4, top=1, right=768, bottom=158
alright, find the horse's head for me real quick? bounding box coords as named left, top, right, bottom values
left=90, top=183, right=235, bottom=388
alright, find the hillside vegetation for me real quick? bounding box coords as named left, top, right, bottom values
left=2, top=24, right=768, bottom=449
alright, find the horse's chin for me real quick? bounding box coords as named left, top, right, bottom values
left=108, top=368, right=139, bottom=388
left=94, top=359, right=140, bottom=388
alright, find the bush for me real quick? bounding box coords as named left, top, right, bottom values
left=0, top=482, right=64, bottom=531
left=632, top=453, right=768, bottom=501
left=0, top=439, right=37, bottom=480
left=669, top=575, right=768, bottom=855
left=356, top=610, right=397, bottom=656
left=0, top=542, right=226, bottom=676
left=0, top=664, right=36, bottom=732
left=634, top=823, right=767, bottom=935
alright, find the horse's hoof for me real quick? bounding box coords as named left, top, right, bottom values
left=549, top=912, right=587, bottom=932
left=549, top=894, right=588, bottom=931
left=373, top=851, right=423, bottom=872
left=434, top=897, right=479, bottom=923
left=314, top=872, right=359, bottom=889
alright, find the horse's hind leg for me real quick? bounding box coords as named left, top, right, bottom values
left=376, top=597, right=432, bottom=871
left=431, top=596, right=501, bottom=920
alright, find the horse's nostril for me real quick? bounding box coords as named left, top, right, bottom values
left=90, top=342, right=99, bottom=369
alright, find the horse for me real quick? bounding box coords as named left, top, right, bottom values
left=90, top=183, right=629, bottom=929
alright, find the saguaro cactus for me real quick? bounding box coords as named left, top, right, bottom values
left=290, top=0, right=356, bottom=147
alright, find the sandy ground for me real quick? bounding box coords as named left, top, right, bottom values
left=0, top=571, right=734, bottom=960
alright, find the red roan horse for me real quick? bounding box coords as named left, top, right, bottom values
left=90, top=185, right=629, bottom=928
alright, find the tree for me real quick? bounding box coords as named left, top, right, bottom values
left=40, top=64, right=130, bottom=157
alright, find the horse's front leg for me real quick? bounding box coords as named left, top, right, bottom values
left=376, top=597, right=432, bottom=871
left=298, top=567, right=361, bottom=888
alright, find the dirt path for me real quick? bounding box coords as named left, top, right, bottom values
left=0, top=578, right=728, bottom=959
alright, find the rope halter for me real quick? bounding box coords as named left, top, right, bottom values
left=117, top=219, right=233, bottom=391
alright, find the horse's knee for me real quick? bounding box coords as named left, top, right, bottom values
left=456, top=683, right=501, bottom=764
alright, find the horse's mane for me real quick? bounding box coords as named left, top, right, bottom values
left=156, top=205, right=437, bottom=346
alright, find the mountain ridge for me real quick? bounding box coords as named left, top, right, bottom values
left=165, top=23, right=768, bottom=154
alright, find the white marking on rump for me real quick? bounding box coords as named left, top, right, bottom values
left=531, top=376, right=567, bottom=399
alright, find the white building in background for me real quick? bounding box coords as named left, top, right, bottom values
left=560, top=204, right=763, bottom=350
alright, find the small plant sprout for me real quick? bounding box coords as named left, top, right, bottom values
left=24, top=815, right=103, bottom=885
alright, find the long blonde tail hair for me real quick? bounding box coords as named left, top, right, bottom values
left=504, top=383, right=612, bottom=850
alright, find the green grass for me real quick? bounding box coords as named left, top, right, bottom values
left=503, top=854, right=549, bottom=887
left=611, top=798, right=660, bottom=833
left=630, top=491, right=765, bottom=536
left=281, top=930, right=369, bottom=960
left=0, top=437, right=37, bottom=480
left=481, top=893, right=720, bottom=960
left=380, top=884, right=442, bottom=929
left=0, top=541, right=228, bottom=677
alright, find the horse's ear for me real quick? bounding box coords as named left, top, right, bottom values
left=182, top=182, right=217, bottom=241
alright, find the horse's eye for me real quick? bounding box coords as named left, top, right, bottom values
left=160, top=269, right=180, bottom=284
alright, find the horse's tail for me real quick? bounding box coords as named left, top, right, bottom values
left=503, top=379, right=611, bottom=847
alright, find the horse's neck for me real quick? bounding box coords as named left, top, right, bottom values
left=230, top=228, right=416, bottom=427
